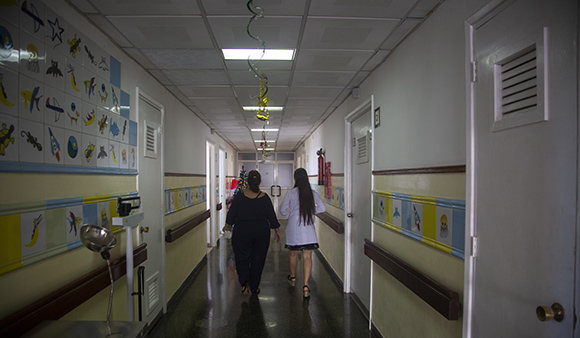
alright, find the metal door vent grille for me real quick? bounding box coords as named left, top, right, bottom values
left=499, top=46, right=537, bottom=116
left=356, top=134, right=368, bottom=164
left=146, top=271, right=160, bottom=315
left=145, top=121, right=157, bottom=159
left=492, top=28, right=548, bottom=132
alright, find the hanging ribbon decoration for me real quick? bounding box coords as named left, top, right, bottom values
left=247, top=0, right=270, bottom=158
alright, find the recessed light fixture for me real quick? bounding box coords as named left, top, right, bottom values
left=251, top=128, right=279, bottom=132
left=222, top=49, right=295, bottom=61
left=243, top=106, right=284, bottom=111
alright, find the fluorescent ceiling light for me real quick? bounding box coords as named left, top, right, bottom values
left=257, top=148, right=275, bottom=151
left=243, top=106, right=284, bottom=111
left=251, top=128, right=279, bottom=132
left=254, top=140, right=276, bottom=143
left=223, top=49, right=294, bottom=60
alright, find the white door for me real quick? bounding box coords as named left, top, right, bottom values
left=206, top=142, right=217, bottom=246
left=347, top=101, right=372, bottom=312
left=218, top=148, right=226, bottom=237
left=258, top=160, right=294, bottom=217
left=137, top=92, right=165, bottom=323
left=466, top=1, right=577, bottom=336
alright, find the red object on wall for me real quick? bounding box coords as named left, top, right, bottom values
left=317, top=148, right=325, bottom=185
left=325, top=162, right=332, bottom=199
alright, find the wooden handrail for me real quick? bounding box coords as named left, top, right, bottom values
left=166, top=209, right=211, bottom=243
left=315, top=212, right=344, bottom=234
left=0, top=243, right=148, bottom=337
left=364, top=239, right=460, bottom=320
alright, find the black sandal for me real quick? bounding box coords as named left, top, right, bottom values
left=241, top=284, right=249, bottom=295
left=251, top=288, right=260, bottom=295
left=303, top=285, right=310, bottom=298
left=287, top=275, right=296, bottom=287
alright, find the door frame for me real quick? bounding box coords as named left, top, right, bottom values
left=206, top=141, right=217, bottom=247
left=344, top=96, right=374, bottom=323
left=135, top=87, right=167, bottom=317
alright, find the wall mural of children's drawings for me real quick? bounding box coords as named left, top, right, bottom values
left=45, top=51, right=66, bottom=92
left=81, top=101, right=97, bottom=135
left=0, top=114, right=18, bottom=160
left=96, top=136, right=108, bottom=168
left=45, top=125, right=63, bottom=164
left=64, top=130, right=81, bottom=166
left=65, top=205, right=82, bottom=245
left=119, top=143, right=128, bottom=169
left=1, top=1, right=19, bottom=27
left=19, top=76, right=44, bottom=123
left=436, top=207, right=452, bottom=245
left=18, top=118, right=43, bottom=163
left=372, top=191, right=466, bottom=259
left=98, top=201, right=110, bottom=229
left=81, top=133, right=96, bottom=167
left=20, top=0, right=45, bottom=40
left=20, top=35, right=45, bottom=81
left=64, top=94, right=82, bottom=132
left=0, top=0, right=136, bottom=175
left=108, top=141, right=119, bottom=168
left=44, top=85, right=65, bottom=127
left=21, top=211, right=46, bottom=257
left=97, top=107, right=109, bottom=137
left=412, top=203, right=423, bottom=234
left=45, top=8, right=66, bottom=53
left=65, top=61, right=82, bottom=96
left=0, top=68, right=19, bottom=115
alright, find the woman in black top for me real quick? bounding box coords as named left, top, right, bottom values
left=223, top=170, right=281, bottom=295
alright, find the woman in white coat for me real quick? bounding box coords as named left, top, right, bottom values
left=280, top=168, right=326, bottom=298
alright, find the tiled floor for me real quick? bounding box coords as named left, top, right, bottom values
left=147, top=222, right=375, bottom=337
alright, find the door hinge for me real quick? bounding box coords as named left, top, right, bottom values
left=471, top=236, right=478, bottom=257
left=471, top=61, right=477, bottom=82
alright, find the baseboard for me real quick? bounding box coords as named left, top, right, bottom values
left=371, top=322, right=384, bottom=338
left=166, top=254, right=208, bottom=311
left=314, top=250, right=344, bottom=291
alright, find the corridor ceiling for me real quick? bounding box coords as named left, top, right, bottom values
left=68, top=0, right=442, bottom=151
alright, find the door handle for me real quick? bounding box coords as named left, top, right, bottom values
left=536, top=303, right=564, bottom=322
left=347, top=213, right=354, bottom=218
left=271, top=185, right=281, bottom=197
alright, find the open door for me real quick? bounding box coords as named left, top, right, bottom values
left=465, top=1, right=577, bottom=336
left=345, top=98, right=373, bottom=314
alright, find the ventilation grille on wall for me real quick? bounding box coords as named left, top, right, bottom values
left=356, top=134, right=368, bottom=164
left=146, top=271, right=160, bottom=316
left=499, top=46, right=537, bottom=116
left=492, top=32, right=548, bottom=133
left=145, top=121, right=157, bottom=159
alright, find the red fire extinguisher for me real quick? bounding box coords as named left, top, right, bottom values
left=317, top=148, right=325, bottom=185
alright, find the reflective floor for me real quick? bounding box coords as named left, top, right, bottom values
left=147, top=222, right=376, bottom=338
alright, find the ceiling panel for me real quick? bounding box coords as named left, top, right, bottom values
left=141, top=49, right=223, bottom=70
left=309, top=0, right=416, bottom=18
left=208, top=17, right=302, bottom=49
left=295, top=50, right=374, bottom=71
left=74, top=0, right=442, bottom=151
left=108, top=16, right=213, bottom=49
left=88, top=0, right=200, bottom=15
left=300, top=18, right=400, bottom=50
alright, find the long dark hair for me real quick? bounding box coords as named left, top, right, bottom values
left=247, top=170, right=261, bottom=193
left=294, top=168, right=315, bottom=225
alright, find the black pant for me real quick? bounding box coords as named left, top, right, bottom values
left=232, top=224, right=271, bottom=292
